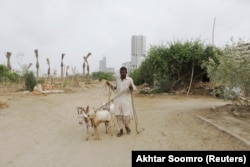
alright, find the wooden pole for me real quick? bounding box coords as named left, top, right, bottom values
left=35, top=49, right=39, bottom=79
left=212, top=17, right=216, bottom=46
left=6, top=52, right=12, bottom=71
left=61, top=53, right=65, bottom=85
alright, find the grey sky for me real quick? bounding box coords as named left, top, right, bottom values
left=1, top=0, right=250, bottom=76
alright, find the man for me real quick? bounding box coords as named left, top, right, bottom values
left=106, top=66, right=136, bottom=137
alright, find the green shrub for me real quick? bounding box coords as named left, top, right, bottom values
left=0, top=64, right=20, bottom=83
left=91, top=72, right=115, bottom=81
left=129, top=68, right=145, bottom=85
left=24, top=72, right=37, bottom=91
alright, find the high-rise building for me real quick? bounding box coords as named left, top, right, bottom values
left=131, top=35, right=146, bottom=70
left=99, top=56, right=106, bottom=72
left=99, top=56, right=115, bottom=73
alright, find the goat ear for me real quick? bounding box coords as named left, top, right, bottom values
left=76, top=107, right=81, bottom=114
left=82, top=107, right=85, bottom=112
left=86, top=106, right=89, bottom=113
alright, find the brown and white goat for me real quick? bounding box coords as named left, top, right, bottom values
left=88, top=108, right=113, bottom=140
left=77, top=104, right=114, bottom=140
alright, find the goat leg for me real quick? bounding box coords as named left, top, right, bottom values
left=93, top=126, right=99, bottom=140
left=105, top=121, right=109, bottom=134
left=85, top=126, right=89, bottom=141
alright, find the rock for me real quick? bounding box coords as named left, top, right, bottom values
left=211, top=106, right=218, bottom=112
left=37, top=84, right=43, bottom=92
left=232, top=110, right=240, bottom=116
left=240, top=110, right=249, bottom=117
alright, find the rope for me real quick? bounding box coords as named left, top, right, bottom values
left=94, top=88, right=128, bottom=112
left=102, top=84, right=110, bottom=96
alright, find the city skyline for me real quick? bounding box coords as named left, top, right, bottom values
left=98, top=35, right=146, bottom=73
left=1, top=0, right=249, bottom=76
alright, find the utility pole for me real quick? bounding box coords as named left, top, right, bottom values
left=212, top=17, right=216, bottom=46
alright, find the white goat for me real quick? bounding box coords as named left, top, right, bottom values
left=102, top=101, right=115, bottom=114
left=77, top=103, right=115, bottom=140
left=88, top=107, right=113, bottom=140
left=102, top=101, right=116, bottom=129
left=77, top=106, right=92, bottom=140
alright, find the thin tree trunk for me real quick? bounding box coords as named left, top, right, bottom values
left=61, top=53, right=65, bottom=86
left=46, top=58, right=50, bottom=79
left=192, top=71, right=206, bottom=83
left=187, top=61, right=194, bottom=96
left=6, top=52, right=12, bottom=71
left=170, top=72, right=189, bottom=92
left=35, top=49, right=39, bottom=79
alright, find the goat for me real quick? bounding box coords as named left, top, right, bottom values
left=102, top=101, right=114, bottom=114
left=102, top=101, right=116, bottom=129
left=76, top=106, right=92, bottom=140
left=88, top=108, right=113, bottom=140
left=77, top=103, right=115, bottom=140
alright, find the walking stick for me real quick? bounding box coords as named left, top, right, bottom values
left=130, top=90, right=144, bottom=134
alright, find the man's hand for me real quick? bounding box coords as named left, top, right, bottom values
left=106, top=81, right=115, bottom=90
left=106, top=81, right=110, bottom=86
left=129, top=85, right=133, bottom=91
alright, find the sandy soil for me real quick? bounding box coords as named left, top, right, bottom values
left=0, top=81, right=249, bottom=167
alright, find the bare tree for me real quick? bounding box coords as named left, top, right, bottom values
left=34, top=49, right=39, bottom=78
left=6, top=52, right=12, bottom=71
left=61, top=53, right=65, bottom=82
left=83, top=52, right=91, bottom=76
left=66, top=65, right=69, bottom=77
left=46, top=58, right=50, bottom=79
left=27, top=63, right=32, bottom=70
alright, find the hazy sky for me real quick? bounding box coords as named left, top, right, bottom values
left=0, top=0, right=250, bottom=75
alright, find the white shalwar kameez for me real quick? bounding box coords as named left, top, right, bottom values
left=114, top=76, right=136, bottom=118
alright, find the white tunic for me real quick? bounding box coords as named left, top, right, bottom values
left=114, top=76, right=136, bottom=116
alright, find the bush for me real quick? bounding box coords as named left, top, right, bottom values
left=205, top=39, right=250, bottom=98
left=91, top=72, right=115, bottom=81
left=129, top=68, right=145, bottom=86
left=0, top=64, right=20, bottom=83
left=24, top=72, right=37, bottom=91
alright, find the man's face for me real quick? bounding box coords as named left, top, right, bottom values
left=120, top=69, right=127, bottom=79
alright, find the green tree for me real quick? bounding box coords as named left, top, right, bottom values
left=205, top=39, right=250, bottom=104
left=130, top=40, right=219, bottom=94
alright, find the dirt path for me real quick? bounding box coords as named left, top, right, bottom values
left=0, top=82, right=249, bottom=167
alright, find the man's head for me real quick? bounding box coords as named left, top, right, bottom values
left=120, top=66, right=127, bottom=79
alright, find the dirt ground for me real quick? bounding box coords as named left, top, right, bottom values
left=0, top=81, right=249, bottom=167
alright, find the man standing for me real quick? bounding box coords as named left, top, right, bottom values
left=106, top=66, right=136, bottom=137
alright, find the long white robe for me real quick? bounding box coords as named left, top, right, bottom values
left=114, top=76, right=136, bottom=117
